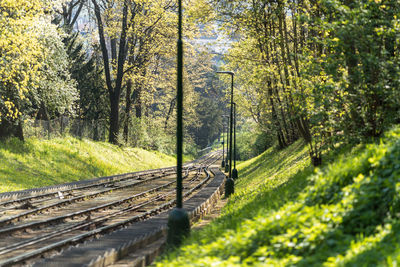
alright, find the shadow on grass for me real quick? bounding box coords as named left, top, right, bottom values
left=339, top=221, right=400, bottom=266
left=239, top=141, right=307, bottom=179
left=186, top=140, right=354, bottom=254
left=287, top=148, right=398, bottom=266
left=191, top=164, right=313, bottom=248
left=226, top=166, right=311, bottom=224
left=292, top=203, right=397, bottom=266
left=0, top=138, right=35, bottom=154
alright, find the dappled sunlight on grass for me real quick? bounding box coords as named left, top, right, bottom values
left=156, top=126, right=400, bottom=266
left=155, top=140, right=313, bottom=266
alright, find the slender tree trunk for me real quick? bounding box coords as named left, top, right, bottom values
left=344, top=42, right=365, bottom=134
left=123, top=79, right=132, bottom=143
left=109, top=92, right=120, bottom=143
left=92, top=0, right=129, bottom=144
left=279, top=4, right=310, bottom=142
left=270, top=94, right=287, bottom=148
left=164, top=99, right=176, bottom=130
left=277, top=131, right=284, bottom=149
left=270, top=76, right=290, bottom=142
left=134, top=84, right=142, bottom=118
left=259, top=17, right=288, bottom=148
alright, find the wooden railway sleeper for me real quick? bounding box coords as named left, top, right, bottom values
left=0, top=166, right=180, bottom=204
left=0, top=170, right=189, bottom=228
left=0, top=167, right=179, bottom=210
left=0, top=170, right=196, bottom=237
left=0, top=155, right=217, bottom=266
left=0, top=153, right=220, bottom=265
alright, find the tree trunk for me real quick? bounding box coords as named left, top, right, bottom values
left=123, top=79, right=133, bottom=143
left=164, top=98, right=176, bottom=130
left=92, top=0, right=129, bottom=144
left=134, top=85, right=142, bottom=118
left=109, top=92, right=120, bottom=144
left=0, top=119, right=24, bottom=141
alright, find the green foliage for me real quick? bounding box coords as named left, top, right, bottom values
left=0, top=0, right=45, bottom=122
left=212, top=121, right=273, bottom=161
left=214, top=0, right=400, bottom=164
left=31, top=21, right=78, bottom=117
left=190, top=94, right=224, bottom=149
left=0, top=1, right=77, bottom=127
left=305, top=0, right=400, bottom=140
left=156, top=126, right=400, bottom=266
left=235, top=122, right=273, bottom=160
left=0, top=136, right=175, bottom=192
left=63, top=31, right=108, bottom=121
left=156, top=140, right=311, bottom=266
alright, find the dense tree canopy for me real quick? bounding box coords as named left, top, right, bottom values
left=0, top=0, right=222, bottom=153
left=0, top=0, right=78, bottom=139
left=2, top=0, right=398, bottom=159
left=214, top=0, right=400, bottom=163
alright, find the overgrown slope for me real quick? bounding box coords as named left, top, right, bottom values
left=157, top=126, right=400, bottom=266
left=0, top=137, right=176, bottom=193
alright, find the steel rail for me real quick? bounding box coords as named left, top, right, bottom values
left=0, top=170, right=193, bottom=236
left=0, top=152, right=219, bottom=227
left=0, top=168, right=196, bottom=227
left=0, top=154, right=219, bottom=266
left=0, top=167, right=207, bottom=256
left=0, top=168, right=179, bottom=210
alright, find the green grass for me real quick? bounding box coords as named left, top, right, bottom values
left=156, top=126, right=400, bottom=266
left=0, top=136, right=176, bottom=192
left=156, top=139, right=312, bottom=266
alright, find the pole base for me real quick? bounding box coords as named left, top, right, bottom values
left=232, top=168, right=238, bottom=179
left=225, top=178, right=234, bottom=197
left=167, top=208, right=190, bottom=247
left=224, top=164, right=229, bottom=173
left=221, top=160, right=225, bottom=168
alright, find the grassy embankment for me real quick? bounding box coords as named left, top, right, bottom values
left=156, top=126, right=400, bottom=266
left=0, top=137, right=176, bottom=193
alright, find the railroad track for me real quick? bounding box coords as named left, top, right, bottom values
left=0, top=151, right=221, bottom=266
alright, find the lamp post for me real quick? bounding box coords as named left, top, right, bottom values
left=167, top=0, right=190, bottom=247
left=232, top=102, right=238, bottom=179
left=222, top=114, right=229, bottom=172
left=216, top=71, right=235, bottom=197
left=221, top=123, right=225, bottom=168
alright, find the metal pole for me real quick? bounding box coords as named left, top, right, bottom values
left=225, top=114, right=230, bottom=173
left=221, top=123, right=225, bottom=167
left=176, top=0, right=183, bottom=209
left=234, top=103, right=236, bottom=169
left=228, top=74, right=233, bottom=179
left=167, top=0, right=190, bottom=246
left=232, top=102, right=238, bottom=179
left=216, top=71, right=235, bottom=196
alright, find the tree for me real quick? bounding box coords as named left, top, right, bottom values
left=32, top=21, right=78, bottom=119
left=63, top=32, right=108, bottom=123
left=0, top=0, right=78, bottom=140
left=57, top=0, right=86, bottom=29
left=91, top=0, right=130, bottom=144
left=122, top=0, right=176, bottom=143
left=213, top=0, right=400, bottom=165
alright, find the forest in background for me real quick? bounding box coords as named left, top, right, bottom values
left=1, top=0, right=400, bottom=163
left=215, top=0, right=400, bottom=164
left=0, top=0, right=226, bottom=155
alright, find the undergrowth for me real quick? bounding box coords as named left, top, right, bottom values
left=0, top=136, right=176, bottom=192
left=156, top=126, right=400, bottom=266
